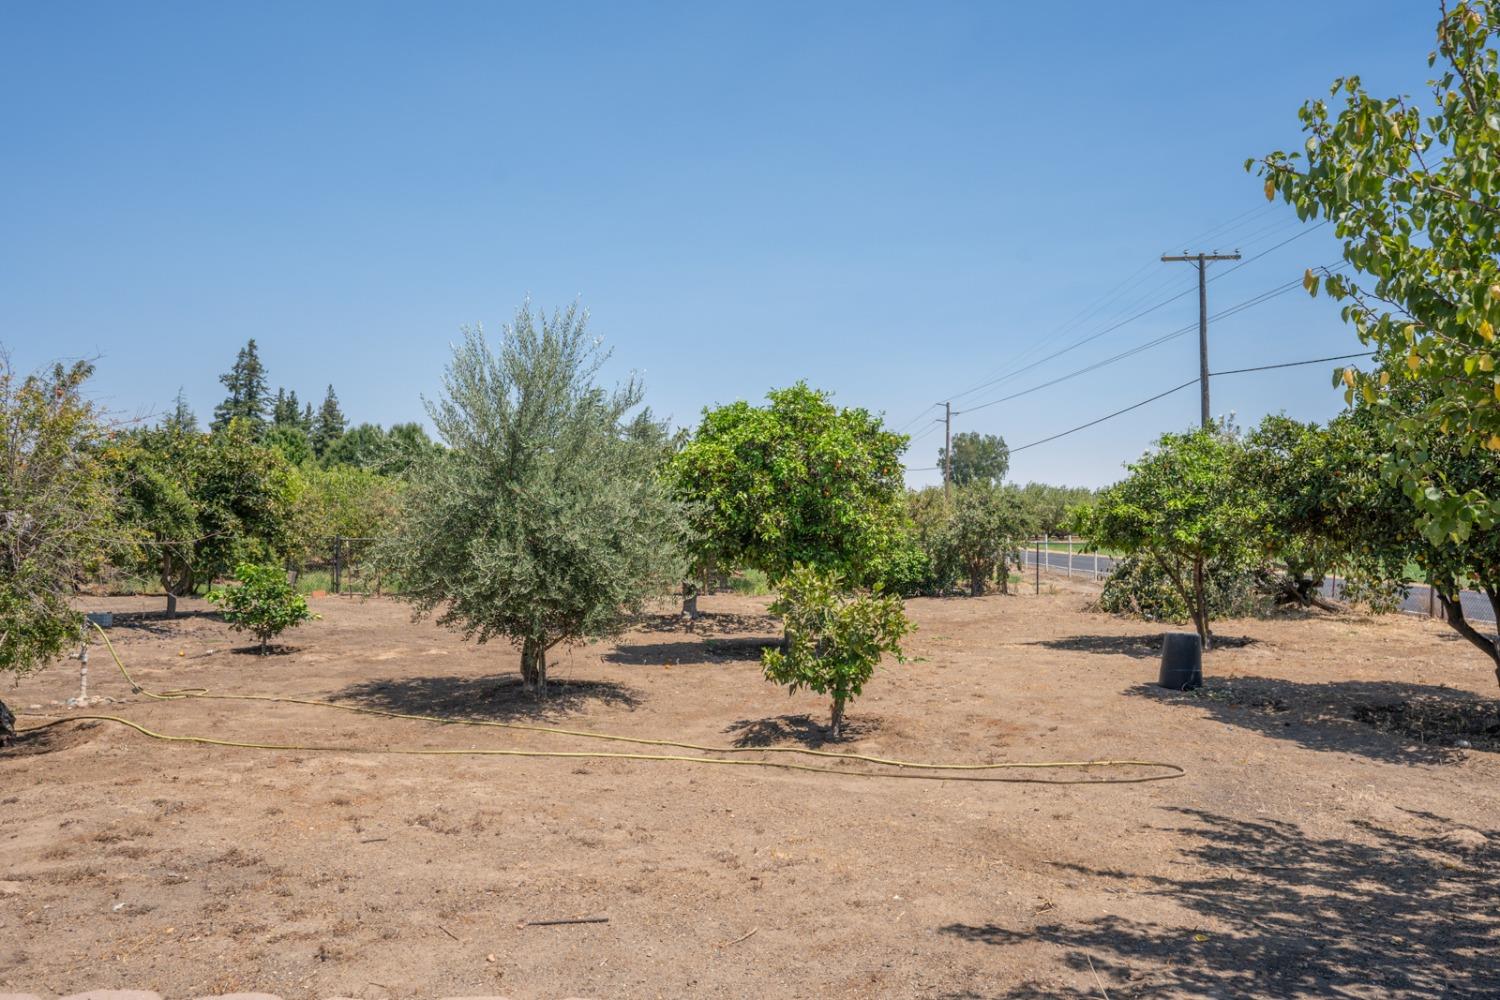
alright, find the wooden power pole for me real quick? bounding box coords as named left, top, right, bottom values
left=1161, top=251, right=1241, bottom=428
left=943, top=400, right=952, bottom=503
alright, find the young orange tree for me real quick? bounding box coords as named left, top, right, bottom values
left=761, top=565, right=911, bottom=738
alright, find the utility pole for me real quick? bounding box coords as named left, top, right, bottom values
left=1161, top=251, right=1241, bottom=428
left=943, top=401, right=952, bottom=503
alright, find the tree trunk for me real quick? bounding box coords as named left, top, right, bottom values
left=829, top=696, right=845, bottom=740
left=521, top=636, right=548, bottom=693
left=0, top=697, right=15, bottom=747
left=1436, top=590, right=1500, bottom=690
left=681, top=581, right=699, bottom=619
left=970, top=568, right=985, bottom=598
left=1192, top=553, right=1211, bottom=651
left=161, top=552, right=178, bottom=617
left=998, top=557, right=1010, bottom=595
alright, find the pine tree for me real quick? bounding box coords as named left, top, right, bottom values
left=301, top=401, right=315, bottom=432
left=164, top=387, right=198, bottom=434
left=211, top=339, right=269, bottom=435
left=312, top=384, right=346, bottom=457
left=272, top=387, right=302, bottom=427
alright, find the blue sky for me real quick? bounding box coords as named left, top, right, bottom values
left=2, top=1, right=1438, bottom=487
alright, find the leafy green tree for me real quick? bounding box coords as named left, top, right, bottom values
left=667, top=382, right=908, bottom=587
left=1077, top=427, right=1264, bottom=649
left=165, top=387, right=198, bottom=434
left=211, top=339, right=270, bottom=436
left=378, top=305, right=686, bottom=691
left=1345, top=375, right=1500, bottom=684
left=1252, top=0, right=1500, bottom=543
left=209, top=563, right=317, bottom=654
left=113, top=421, right=298, bottom=614
left=380, top=422, right=441, bottom=476
left=1015, top=481, right=1097, bottom=536
left=761, top=565, right=912, bottom=738
left=1240, top=413, right=1410, bottom=609
left=0, top=355, right=115, bottom=738
left=903, top=486, right=953, bottom=584
left=321, top=422, right=385, bottom=468
left=312, top=384, right=346, bottom=457
left=264, top=423, right=312, bottom=466
left=295, top=464, right=399, bottom=542
left=938, top=431, right=1010, bottom=487
left=941, top=484, right=1034, bottom=596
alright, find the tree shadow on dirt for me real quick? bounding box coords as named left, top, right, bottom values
left=631, top=610, right=781, bottom=636
left=106, top=610, right=224, bottom=637
left=1028, top=633, right=1257, bottom=659
left=938, top=806, right=1498, bottom=998
left=722, top=713, right=878, bottom=748
left=331, top=674, right=641, bottom=720
left=1, top=719, right=102, bottom=757
left=604, top=637, right=780, bottom=667
left=228, top=644, right=300, bottom=657
left=1131, top=676, right=1497, bottom=764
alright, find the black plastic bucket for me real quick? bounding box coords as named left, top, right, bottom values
left=1158, top=632, right=1203, bottom=690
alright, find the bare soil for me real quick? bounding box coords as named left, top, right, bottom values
left=2, top=580, right=1498, bottom=998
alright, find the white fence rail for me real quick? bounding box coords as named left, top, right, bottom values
left=1018, top=535, right=1497, bottom=631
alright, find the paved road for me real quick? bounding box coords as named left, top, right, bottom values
left=1019, top=547, right=1497, bottom=628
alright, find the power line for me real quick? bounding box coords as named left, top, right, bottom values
left=892, top=402, right=942, bottom=434
left=952, top=264, right=1346, bottom=417
left=1212, top=352, right=1374, bottom=377
left=942, top=221, right=1332, bottom=407
left=1001, top=350, right=1375, bottom=456
left=946, top=221, right=1329, bottom=407
left=940, top=207, right=1282, bottom=406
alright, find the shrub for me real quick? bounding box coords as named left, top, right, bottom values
left=761, top=565, right=912, bottom=738
left=209, top=563, right=317, bottom=653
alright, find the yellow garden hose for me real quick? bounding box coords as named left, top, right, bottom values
left=13, top=624, right=1185, bottom=786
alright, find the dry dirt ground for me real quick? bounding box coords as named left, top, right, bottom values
left=2, top=578, right=1498, bottom=999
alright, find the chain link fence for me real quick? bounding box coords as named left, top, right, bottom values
left=1018, top=535, right=1497, bottom=632
left=288, top=536, right=384, bottom=595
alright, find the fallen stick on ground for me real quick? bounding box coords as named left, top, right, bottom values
left=721, top=927, right=758, bottom=947
left=523, top=915, right=610, bottom=927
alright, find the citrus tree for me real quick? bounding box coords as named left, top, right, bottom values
left=379, top=305, right=686, bottom=691
left=941, top=484, right=1034, bottom=596
left=1, top=355, right=115, bottom=740
left=1252, top=0, right=1500, bottom=544
left=761, top=565, right=912, bottom=738
left=208, top=563, right=317, bottom=654
left=112, top=420, right=297, bottom=614
left=667, top=383, right=909, bottom=591
left=1078, top=427, right=1264, bottom=649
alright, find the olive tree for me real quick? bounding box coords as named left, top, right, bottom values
left=1077, top=427, right=1264, bottom=649
left=1, top=355, right=115, bottom=741
left=379, top=305, right=686, bottom=691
